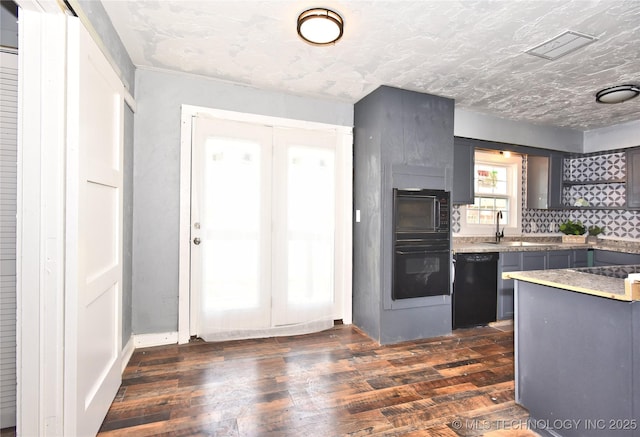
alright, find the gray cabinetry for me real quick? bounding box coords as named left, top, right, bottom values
left=548, top=153, right=565, bottom=209
left=526, top=156, right=549, bottom=209
left=547, top=250, right=572, bottom=269
left=573, top=249, right=589, bottom=267
left=526, top=153, right=564, bottom=210
left=626, top=148, right=640, bottom=209
left=497, top=252, right=521, bottom=320
left=452, top=137, right=474, bottom=205
left=498, top=249, right=589, bottom=320
left=515, top=281, right=640, bottom=437
left=593, top=249, right=640, bottom=266
left=522, top=251, right=546, bottom=270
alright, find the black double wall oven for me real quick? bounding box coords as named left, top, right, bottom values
left=392, top=189, right=451, bottom=300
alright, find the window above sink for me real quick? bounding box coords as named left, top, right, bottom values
left=457, top=150, right=522, bottom=236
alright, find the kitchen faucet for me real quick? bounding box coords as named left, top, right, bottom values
left=495, top=210, right=504, bottom=243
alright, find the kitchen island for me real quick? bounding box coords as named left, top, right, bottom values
left=504, top=266, right=640, bottom=437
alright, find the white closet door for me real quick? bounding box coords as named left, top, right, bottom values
left=271, top=128, right=336, bottom=328
left=191, top=117, right=273, bottom=341
left=0, top=50, right=17, bottom=429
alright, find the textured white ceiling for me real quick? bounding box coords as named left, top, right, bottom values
left=102, top=0, right=640, bottom=130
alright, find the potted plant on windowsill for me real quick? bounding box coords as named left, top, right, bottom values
left=559, top=219, right=587, bottom=244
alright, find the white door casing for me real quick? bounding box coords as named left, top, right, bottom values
left=185, top=110, right=353, bottom=342
left=64, top=18, right=124, bottom=437
left=16, top=7, right=68, bottom=436
left=179, top=106, right=353, bottom=344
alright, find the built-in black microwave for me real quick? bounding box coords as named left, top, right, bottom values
left=393, top=188, right=450, bottom=235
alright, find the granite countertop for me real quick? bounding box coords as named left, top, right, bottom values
left=503, top=265, right=640, bottom=302
left=453, top=237, right=640, bottom=254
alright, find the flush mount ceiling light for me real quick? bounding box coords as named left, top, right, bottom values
left=595, top=84, right=640, bottom=104
left=297, top=8, right=343, bottom=46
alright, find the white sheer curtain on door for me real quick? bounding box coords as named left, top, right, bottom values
left=191, top=119, right=273, bottom=340
left=191, top=117, right=337, bottom=342
left=271, top=128, right=335, bottom=329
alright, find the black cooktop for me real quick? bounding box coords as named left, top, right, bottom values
left=575, top=265, right=640, bottom=279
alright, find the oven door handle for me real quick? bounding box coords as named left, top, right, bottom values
left=395, top=249, right=451, bottom=255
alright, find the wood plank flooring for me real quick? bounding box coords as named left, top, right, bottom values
left=98, top=323, right=539, bottom=436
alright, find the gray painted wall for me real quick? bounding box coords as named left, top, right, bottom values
left=1, top=1, right=17, bottom=49
left=456, top=107, right=640, bottom=154
left=353, top=88, right=384, bottom=341
left=353, top=85, right=454, bottom=344
left=583, top=118, right=640, bottom=153
left=133, top=68, right=353, bottom=334
left=75, top=0, right=135, bottom=93
left=454, top=108, right=584, bottom=153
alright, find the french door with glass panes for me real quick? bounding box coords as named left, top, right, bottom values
left=190, top=116, right=337, bottom=341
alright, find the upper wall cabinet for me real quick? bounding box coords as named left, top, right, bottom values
left=452, top=137, right=474, bottom=204
left=626, top=148, right=640, bottom=209
left=452, top=137, right=566, bottom=209
left=526, top=153, right=564, bottom=210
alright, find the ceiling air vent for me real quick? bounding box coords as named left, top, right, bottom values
left=526, top=30, right=597, bottom=60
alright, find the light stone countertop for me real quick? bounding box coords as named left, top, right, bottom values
left=453, top=241, right=590, bottom=253
left=503, top=268, right=639, bottom=301
left=453, top=237, right=640, bottom=254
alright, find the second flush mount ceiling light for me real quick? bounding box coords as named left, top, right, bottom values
left=595, top=84, right=640, bottom=104
left=297, top=8, right=344, bottom=45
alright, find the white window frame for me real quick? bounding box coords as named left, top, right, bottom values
left=457, top=151, right=522, bottom=237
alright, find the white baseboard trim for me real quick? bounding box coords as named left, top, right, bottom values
left=133, top=331, right=179, bottom=348
left=121, top=335, right=135, bottom=373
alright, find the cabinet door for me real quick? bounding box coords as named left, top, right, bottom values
left=452, top=138, right=474, bottom=204
left=593, top=249, right=640, bottom=266
left=497, top=252, right=521, bottom=320
left=548, top=152, right=565, bottom=209
left=526, top=153, right=564, bottom=210
left=547, top=250, right=572, bottom=269
left=526, top=156, right=549, bottom=209
left=522, top=252, right=546, bottom=270
left=572, top=249, right=589, bottom=268
left=626, top=148, right=640, bottom=209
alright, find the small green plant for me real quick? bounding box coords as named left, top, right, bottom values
left=559, top=219, right=586, bottom=235
left=588, top=225, right=605, bottom=237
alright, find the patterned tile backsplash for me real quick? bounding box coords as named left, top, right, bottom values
left=563, top=152, right=625, bottom=181
left=452, top=150, right=640, bottom=239
left=562, top=151, right=626, bottom=208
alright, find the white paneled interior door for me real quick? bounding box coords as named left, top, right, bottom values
left=190, top=115, right=346, bottom=342
left=64, top=19, right=123, bottom=436
left=0, top=50, right=17, bottom=429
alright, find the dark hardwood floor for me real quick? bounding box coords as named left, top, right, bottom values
left=98, top=322, right=539, bottom=436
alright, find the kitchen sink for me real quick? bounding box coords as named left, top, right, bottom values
left=482, top=241, right=552, bottom=247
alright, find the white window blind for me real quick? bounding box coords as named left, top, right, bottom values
left=0, top=50, right=17, bottom=429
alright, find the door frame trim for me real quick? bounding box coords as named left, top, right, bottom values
left=178, top=104, right=353, bottom=344
left=16, top=8, right=67, bottom=435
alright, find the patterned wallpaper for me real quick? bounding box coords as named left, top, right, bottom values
left=452, top=151, right=640, bottom=239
